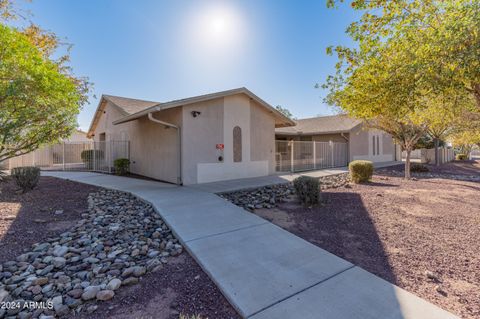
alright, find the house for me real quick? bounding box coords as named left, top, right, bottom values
left=275, top=115, right=399, bottom=168
left=87, top=88, right=294, bottom=185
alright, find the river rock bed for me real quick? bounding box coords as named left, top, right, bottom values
left=0, top=189, right=182, bottom=318
left=219, top=173, right=350, bottom=211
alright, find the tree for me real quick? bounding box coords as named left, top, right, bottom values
left=327, top=1, right=480, bottom=108
left=323, top=0, right=480, bottom=177
left=450, top=129, right=480, bottom=156
left=420, top=90, right=477, bottom=165
left=0, top=2, right=90, bottom=165
left=275, top=105, right=296, bottom=120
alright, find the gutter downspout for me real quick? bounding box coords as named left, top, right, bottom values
left=341, top=132, right=350, bottom=164
left=147, top=112, right=182, bottom=185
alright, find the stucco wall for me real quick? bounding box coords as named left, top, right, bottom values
left=312, top=134, right=347, bottom=143
left=93, top=94, right=278, bottom=185
left=181, top=98, right=224, bottom=185
left=182, top=94, right=271, bottom=184
left=92, top=102, right=182, bottom=184
left=250, top=100, right=276, bottom=174
left=349, top=125, right=394, bottom=162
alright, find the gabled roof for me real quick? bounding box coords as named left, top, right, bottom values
left=87, top=94, right=160, bottom=137
left=87, top=88, right=295, bottom=137
left=275, top=114, right=362, bottom=136
left=102, top=95, right=160, bottom=115
left=111, top=87, right=295, bottom=128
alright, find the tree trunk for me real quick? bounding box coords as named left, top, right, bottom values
left=405, top=148, right=412, bottom=179
left=434, top=138, right=440, bottom=166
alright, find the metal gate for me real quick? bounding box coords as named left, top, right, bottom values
left=275, top=140, right=348, bottom=172
left=5, top=140, right=130, bottom=173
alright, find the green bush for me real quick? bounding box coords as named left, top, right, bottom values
left=349, top=160, right=373, bottom=183
left=11, top=166, right=40, bottom=192
left=410, top=164, right=429, bottom=173
left=81, top=149, right=104, bottom=169
left=456, top=153, right=467, bottom=160
left=293, top=176, right=321, bottom=206
left=114, top=158, right=130, bottom=175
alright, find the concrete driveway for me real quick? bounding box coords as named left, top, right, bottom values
left=43, top=170, right=457, bottom=319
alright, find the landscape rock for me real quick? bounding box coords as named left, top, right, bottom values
left=106, top=278, right=122, bottom=291
left=0, top=189, right=183, bottom=317
left=96, top=289, right=115, bottom=301
left=220, top=173, right=350, bottom=211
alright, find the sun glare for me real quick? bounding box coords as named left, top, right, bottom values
left=188, top=3, right=246, bottom=50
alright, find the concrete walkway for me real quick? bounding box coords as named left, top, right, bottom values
left=43, top=170, right=457, bottom=319
left=191, top=161, right=403, bottom=193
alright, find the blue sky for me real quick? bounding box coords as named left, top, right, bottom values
left=20, top=0, right=358, bottom=131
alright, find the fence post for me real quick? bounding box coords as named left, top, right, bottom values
left=62, top=142, right=66, bottom=171
left=313, top=141, right=316, bottom=170
left=290, top=141, right=294, bottom=173
left=109, top=141, right=112, bottom=174
left=330, top=141, right=334, bottom=167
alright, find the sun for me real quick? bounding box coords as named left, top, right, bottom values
left=192, top=4, right=245, bottom=48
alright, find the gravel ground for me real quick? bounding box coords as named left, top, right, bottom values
left=253, top=161, right=480, bottom=319
left=0, top=176, right=239, bottom=319
left=0, top=177, right=100, bottom=264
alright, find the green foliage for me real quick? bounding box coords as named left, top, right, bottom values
left=410, top=164, right=429, bottom=173
left=456, top=154, right=468, bottom=161
left=275, top=105, right=296, bottom=120
left=11, top=166, right=40, bottom=192
left=293, top=176, right=321, bottom=206
left=0, top=20, right=90, bottom=164
left=322, top=0, right=480, bottom=178
left=114, top=158, right=130, bottom=175
left=349, top=160, right=373, bottom=183
left=81, top=150, right=104, bottom=169
left=413, top=135, right=445, bottom=150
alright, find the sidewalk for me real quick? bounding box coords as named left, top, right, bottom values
left=191, top=161, right=403, bottom=193
left=43, top=170, right=457, bottom=319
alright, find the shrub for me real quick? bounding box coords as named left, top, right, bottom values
left=456, top=153, right=467, bottom=160
left=11, top=166, right=40, bottom=192
left=293, top=176, right=321, bottom=206
left=349, top=160, right=373, bottom=183
left=114, top=158, right=130, bottom=175
left=410, top=164, right=429, bottom=173
left=81, top=149, right=104, bottom=169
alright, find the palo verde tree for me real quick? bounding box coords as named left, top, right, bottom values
left=0, top=1, right=90, bottom=165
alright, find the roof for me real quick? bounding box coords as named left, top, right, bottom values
left=103, top=95, right=160, bottom=115
left=110, top=87, right=295, bottom=127
left=87, top=94, right=160, bottom=137
left=275, top=114, right=362, bottom=136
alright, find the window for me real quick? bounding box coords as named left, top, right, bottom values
left=233, top=126, right=242, bottom=162
left=376, top=135, right=380, bottom=155
left=372, top=135, right=376, bottom=155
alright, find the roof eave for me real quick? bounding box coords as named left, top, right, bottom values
left=112, top=87, right=296, bottom=127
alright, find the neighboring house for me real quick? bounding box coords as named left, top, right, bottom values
left=87, top=88, right=294, bottom=185
left=275, top=114, right=399, bottom=163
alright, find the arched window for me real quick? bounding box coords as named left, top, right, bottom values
left=233, top=126, right=242, bottom=162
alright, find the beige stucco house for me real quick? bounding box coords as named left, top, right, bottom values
left=87, top=88, right=294, bottom=185
left=275, top=115, right=399, bottom=163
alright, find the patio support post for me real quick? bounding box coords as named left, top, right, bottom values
left=313, top=141, right=316, bottom=170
